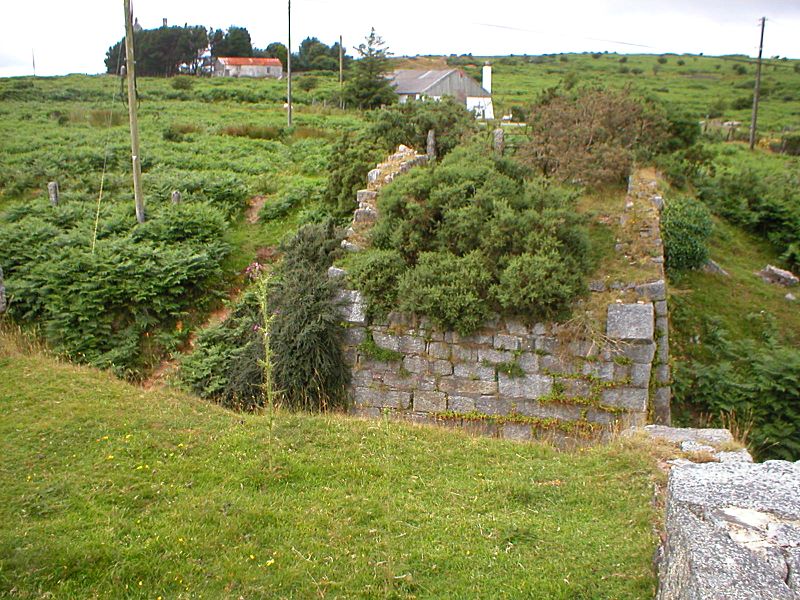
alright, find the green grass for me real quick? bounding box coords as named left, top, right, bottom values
left=456, top=53, right=800, bottom=138
left=670, top=216, right=800, bottom=357
left=0, top=332, right=661, bottom=599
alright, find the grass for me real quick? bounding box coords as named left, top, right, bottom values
left=458, top=53, right=800, bottom=139
left=670, top=215, right=800, bottom=357
left=0, top=328, right=662, bottom=599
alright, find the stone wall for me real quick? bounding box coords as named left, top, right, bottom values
left=633, top=426, right=800, bottom=600
left=334, top=152, right=673, bottom=440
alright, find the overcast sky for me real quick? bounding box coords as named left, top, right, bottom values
left=1, top=0, right=798, bottom=77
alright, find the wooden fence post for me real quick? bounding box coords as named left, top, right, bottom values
left=48, top=181, right=59, bottom=206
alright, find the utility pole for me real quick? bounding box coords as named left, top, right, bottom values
left=123, top=0, right=145, bottom=223
left=749, top=16, right=766, bottom=151
left=339, top=34, right=344, bottom=109
left=287, top=0, right=292, bottom=127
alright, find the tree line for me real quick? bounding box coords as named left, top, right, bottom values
left=104, top=24, right=352, bottom=77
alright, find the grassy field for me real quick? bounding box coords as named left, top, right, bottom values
left=0, top=329, right=662, bottom=599
left=452, top=53, right=800, bottom=138
left=0, top=73, right=358, bottom=272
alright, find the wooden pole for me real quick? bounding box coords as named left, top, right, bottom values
left=749, top=17, right=765, bottom=151
left=124, top=0, right=145, bottom=223
left=339, top=34, right=344, bottom=109
left=287, top=0, right=293, bottom=127
left=47, top=181, right=59, bottom=206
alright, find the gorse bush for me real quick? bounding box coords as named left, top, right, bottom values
left=324, top=98, right=477, bottom=214
left=182, top=221, right=349, bottom=411
left=350, top=143, right=590, bottom=332
left=268, top=221, right=349, bottom=410
left=347, top=249, right=406, bottom=321
left=397, top=251, right=493, bottom=335
left=661, top=195, right=713, bottom=275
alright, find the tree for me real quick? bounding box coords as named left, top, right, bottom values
left=343, top=28, right=396, bottom=110
left=210, top=26, right=253, bottom=58
left=105, top=24, right=208, bottom=76
left=259, top=42, right=288, bottom=68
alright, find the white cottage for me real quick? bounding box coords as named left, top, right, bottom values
left=213, top=57, right=283, bottom=79
left=390, top=64, right=494, bottom=119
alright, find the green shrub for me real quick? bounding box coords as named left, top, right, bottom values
left=491, top=251, right=585, bottom=321
left=347, top=249, right=407, bottom=320
left=731, top=96, right=752, bottom=110
left=181, top=222, right=348, bottom=411
left=180, top=288, right=263, bottom=409
left=261, top=178, right=325, bottom=221
left=781, top=132, right=800, bottom=156
left=662, top=196, right=713, bottom=274
left=657, top=56, right=668, bottom=65
left=171, top=76, right=195, bottom=90
left=323, top=99, right=477, bottom=215
left=163, top=122, right=201, bottom=142
left=673, top=321, right=800, bottom=460
left=732, top=64, right=748, bottom=75
left=268, top=221, right=349, bottom=411
left=695, top=160, right=800, bottom=268
left=397, top=251, right=492, bottom=335
left=350, top=143, right=590, bottom=333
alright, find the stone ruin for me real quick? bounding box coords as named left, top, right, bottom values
left=333, top=150, right=672, bottom=442
left=331, top=145, right=800, bottom=599
left=634, top=426, right=800, bottom=600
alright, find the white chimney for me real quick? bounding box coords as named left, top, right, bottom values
left=482, top=63, right=492, bottom=94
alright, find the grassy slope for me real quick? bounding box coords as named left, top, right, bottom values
left=460, top=53, right=800, bottom=137
left=0, top=335, right=661, bottom=599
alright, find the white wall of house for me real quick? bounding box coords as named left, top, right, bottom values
left=212, top=61, right=282, bottom=79
left=467, top=96, right=494, bottom=120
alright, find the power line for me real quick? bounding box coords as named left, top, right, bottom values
left=474, top=22, right=655, bottom=49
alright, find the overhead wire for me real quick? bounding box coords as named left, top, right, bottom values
left=91, top=38, right=125, bottom=254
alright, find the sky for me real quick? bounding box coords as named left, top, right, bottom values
left=1, top=0, right=798, bottom=77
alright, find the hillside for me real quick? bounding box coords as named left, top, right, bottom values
left=455, top=52, right=800, bottom=139
left=0, top=328, right=661, bottom=598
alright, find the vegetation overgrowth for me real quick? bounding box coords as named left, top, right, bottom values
left=0, top=74, right=360, bottom=378
left=0, top=330, right=662, bottom=598
left=182, top=222, right=349, bottom=410
left=348, top=143, right=590, bottom=333
left=650, top=141, right=799, bottom=459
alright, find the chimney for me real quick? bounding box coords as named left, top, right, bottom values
left=482, top=62, right=492, bottom=94
left=163, top=18, right=168, bottom=27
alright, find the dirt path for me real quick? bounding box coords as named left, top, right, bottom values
left=245, top=195, right=266, bottom=224
left=140, top=299, right=235, bottom=391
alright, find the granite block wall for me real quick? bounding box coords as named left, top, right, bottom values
left=335, top=149, right=672, bottom=440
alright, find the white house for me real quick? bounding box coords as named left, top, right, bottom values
left=390, top=64, right=494, bottom=119
left=213, top=57, right=283, bottom=79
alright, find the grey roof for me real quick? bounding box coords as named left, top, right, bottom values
left=390, top=69, right=490, bottom=97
